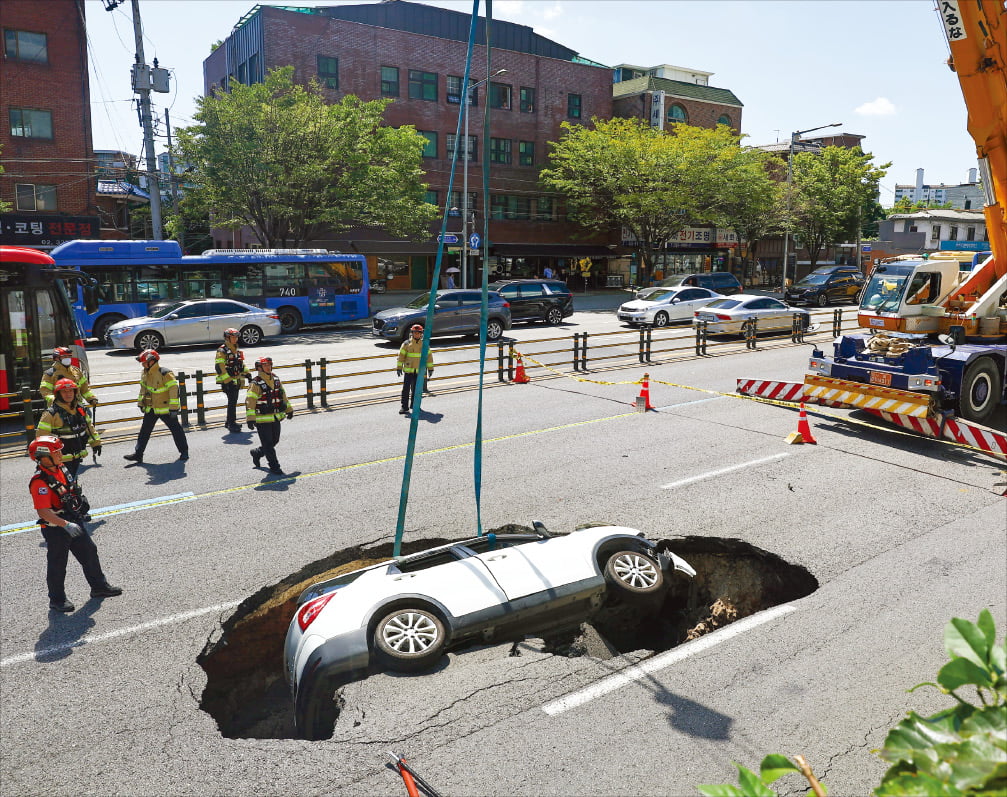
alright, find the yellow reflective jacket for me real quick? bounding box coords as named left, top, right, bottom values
left=245, top=372, right=292, bottom=423
left=138, top=365, right=180, bottom=415
left=37, top=400, right=100, bottom=460
left=397, top=338, right=434, bottom=374
left=215, top=342, right=249, bottom=385
left=39, top=362, right=97, bottom=406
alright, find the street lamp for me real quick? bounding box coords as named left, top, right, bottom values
left=460, top=68, right=507, bottom=288
left=781, top=122, right=842, bottom=291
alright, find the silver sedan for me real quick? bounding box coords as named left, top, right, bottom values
left=692, top=294, right=810, bottom=335
left=617, top=286, right=723, bottom=327
left=106, top=299, right=282, bottom=351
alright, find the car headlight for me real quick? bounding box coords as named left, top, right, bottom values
left=112, top=326, right=133, bottom=335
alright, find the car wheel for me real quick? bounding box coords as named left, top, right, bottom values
left=604, top=550, right=665, bottom=601
left=817, top=294, right=829, bottom=307
left=93, top=315, right=126, bottom=344
left=545, top=306, right=564, bottom=325
left=239, top=325, right=262, bottom=346
left=958, top=358, right=1000, bottom=425
left=486, top=319, right=504, bottom=341
left=373, top=607, right=446, bottom=672
left=278, top=307, right=302, bottom=334
left=135, top=331, right=164, bottom=351
left=653, top=311, right=669, bottom=327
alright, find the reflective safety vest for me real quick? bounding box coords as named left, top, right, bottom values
left=40, top=362, right=97, bottom=406
left=138, top=366, right=180, bottom=415
left=215, top=343, right=248, bottom=385
left=31, top=465, right=90, bottom=527
left=397, top=338, right=434, bottom=374
left=246, top=373, right=292, bottom=423
left=37, top=401, right=100, bottom=460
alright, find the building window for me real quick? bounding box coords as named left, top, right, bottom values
left=381, top=66, right=399, bottom=97
left=9, top=108, right=53, bottom=139
left=448, top=191, right=478, bottom=214
left=966, top=226, right=976, bottom=241
left=446, top=76, right=477, bottom=105
left=536, top=196, right=554, bottom=221
left=489, top=82, right=512, bottom=110
left=490, top=137, right=512, bottom=165
left=520, top=87, right=535, bottom=113
left=4, top=29, right=47, bottom=64
left=490, top=194, right=530, bottom=220
left=717, top=114, right=732, bottom=127
left=667, top=104, right=688, bottom=124
left=518, top=140, right=534, bottom=166
left=930, top=225, right=940, bottom=240
left=424, top=190, right=439, bottom=205
left=446, top=134, right=477, bottom=161
left=418, top=131, right=437, bottom=158
left=949, top=226, right=958, bottom=241
left=567, top=93, right=582, bottom=119
left=15, top=183, right=57, bottom=212
left=317, top=56, right=338, bottom=89
left=408, top=70, right=438, bottom=101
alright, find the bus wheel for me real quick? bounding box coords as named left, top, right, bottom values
left=93, top=315, right=125, bottom=344
left=278, top=307, right=302, bottom=334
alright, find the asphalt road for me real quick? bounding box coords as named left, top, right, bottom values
left=1, top=308, right=1004, bottom=796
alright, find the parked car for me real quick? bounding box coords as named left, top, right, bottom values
left=658, top=272, right=743, bottom=295
left=784, top=266, right=865, bottom=306
left=692, top=294, right=810, bottom=335
left=487, top=279, right=574, bottom=325
left=284, top=524, right=696, bottom=739
left=371, top=290, right=511, bottom=342
left=617, top=286, right=723, bottom=327
left=106, top=299, right=281, bottom=351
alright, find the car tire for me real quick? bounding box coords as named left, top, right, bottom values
left=239, top=325, right=262, bottom=346
left=373, top=607, right=446, bottom=672
left=278, top=307, right=302, bottom=334
left=604, top=550, right=665, bottom=601
left=93, top=314, right=126, bottom=344
left=545, top=307, right=564, bottom=325
left=958, top=358, right=1000, bottom=425
left=653, top=311, right=669, bottom=327
left=817, top=294, right=829, bottom=307
left=135, top=331, right=164, bottom=351
left=486, top=319, right=504, bottom=341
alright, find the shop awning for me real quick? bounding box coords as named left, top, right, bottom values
left=491, top=243, right=617, bottom=258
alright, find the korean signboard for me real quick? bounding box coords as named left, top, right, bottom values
left=650, top=90, right=665, bottom=131
left=0, top=214, right=101, bottom=249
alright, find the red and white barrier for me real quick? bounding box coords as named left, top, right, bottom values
left=864, top=409, right=1007, bottom=460
left=736, top=379, right=805, bottom=403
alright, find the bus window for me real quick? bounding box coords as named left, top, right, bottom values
left=328, top=260, right=364, bottom=293
left=224, top=263, right=264, bottom=300
left=3, top=289, right=33, bottom=388
left=265, top=263, right=305, bottom=297
left=36, top=289, right=58, bottom=350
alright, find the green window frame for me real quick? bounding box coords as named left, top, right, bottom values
left=9, top=107, right=52, bottom=139
left=567, top=93, right=582, bottom=119
left=489, top=82, right=512, bottom=110
left=668, top=104, right=688, bottom=123
left=418, top=131, right=438, bottom=158
left=519, top=87, right=535, bottom=113
left=317, top=56, right=338, bottom=89
left=490, top=138, right=512, bottom=165
left=518, top=140, right=534, bottom=166
left=381, top=66, right=399, bottom=97
left=408, top=70, right=438, bottom=101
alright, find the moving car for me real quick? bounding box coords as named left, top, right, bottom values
left=784, top=265, right=865, bottom=307
left=488, top=279, right=574, bottom=325
left=658, top=272, right=743, bottom=295
left=372, top=290, right=511, bottom=342
left=692, top=294, right=810, bottom=335
left=106, top=299, right=281, bottom=351
left=617, top=286, right=723, bottom=327
left=284, top=524, right=696, bottom=739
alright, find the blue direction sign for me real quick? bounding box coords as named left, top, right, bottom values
left=469, top=232, right=481, bottom=249
left=438, top=233, right=459, bottom=244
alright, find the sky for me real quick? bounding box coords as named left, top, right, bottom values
left=83, top=0, right=979, bottom=205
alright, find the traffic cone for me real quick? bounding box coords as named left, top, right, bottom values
left=513, top=353, right=530, bottom=384
left=786, top=402, right=817, bottom=445
left=635, top=373, right=655, bottom=411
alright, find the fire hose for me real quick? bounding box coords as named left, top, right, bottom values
left=387, top=751, right=442, bottom=797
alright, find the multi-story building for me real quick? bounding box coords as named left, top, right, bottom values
left=0, top=0, right=100, bottom=249
left=892, top=167, right=985, bottom=210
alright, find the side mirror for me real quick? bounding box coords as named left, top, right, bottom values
left=671, top=298, right=680, bottom=304
left=168, top=314, right=178, bottom=320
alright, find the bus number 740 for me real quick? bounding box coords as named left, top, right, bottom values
left=279, top=287, right=297, bottom=296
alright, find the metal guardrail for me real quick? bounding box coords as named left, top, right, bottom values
left=0, top=310, right=846, bottom=456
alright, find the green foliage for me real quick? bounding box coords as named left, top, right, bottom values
left=887, top=197, right=955, bottom=214
left=175, top=66, right=437, bottom=247
left=698, top=611, right=1006, bottom=797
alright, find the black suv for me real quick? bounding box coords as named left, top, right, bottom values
left=657, top=272, right=743, bottom=295
left=785, top=265, right=865, bottom=307
left=371, top=290, right=512, bottom=342
left=488, top=279, right=574, bottom=325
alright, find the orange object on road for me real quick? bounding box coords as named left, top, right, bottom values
left=795, top=403, right=817, bottom=444
left=514, top=353, right=530, bottom=384
left=635, top=373, right=655, bottom=411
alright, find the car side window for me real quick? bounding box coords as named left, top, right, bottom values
left=544, top=281, right=569, bottom=294
left=498, top=285, right=520, bottom=298
left=393, top=550, right=463, bottom=573
left=172, top=304, right=208, bottom=319
left=519, top=284, right=546, bottom=297
left=747, top=298, right=774, bottom=309
left=455, top=291, right=483, bottom=305
left=207, top=301, right=243, bottom=315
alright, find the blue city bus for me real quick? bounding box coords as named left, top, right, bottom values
left=49, top=239, right=370, bottom=339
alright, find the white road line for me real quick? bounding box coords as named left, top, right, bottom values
left=541, top=603, right=798, bottom=715
left=660, top=453, right=790, bottom=490
left=0, top=600, right=243, bottom=667
left=1, top=492, right=196, bottom=536
left=655, top=396, right=726, bottom=410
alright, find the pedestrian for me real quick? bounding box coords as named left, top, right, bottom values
left=123, top=349, right=188, bottom=463
left=543, top=265, right=554, bottom=279
left=215, top=327, right=249, bottom=433
left=446, top=273, right=456, bottom=289
left=36, top=378, right=101, bottom=478
left=245, top=357, right=293, bottom=475
left=28, top=435, right=121, bottom=613
left=39, top=346, right=98, bottom=408
left=396, top=324, right=434, bottom=415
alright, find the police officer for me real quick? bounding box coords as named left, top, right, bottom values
left=37, top=378, right=101, bottom=478
left=39, top=346, right=98, bottom=407
left=28, top=435, right=121, bottom=613
left=215, top=327, right=249, bottom=433
left=124, top=349, right=189, bottom=463
left=396, top=324, right=434, bottom=415
left=246, top=357, right=293, bottom=475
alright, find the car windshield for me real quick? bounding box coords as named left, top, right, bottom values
left=796, top=274, right=829, bottom=286
left=640, top=289, right=675, bottom=302
left=704, top=299, right=743, bottom=310
left=149, top=302, right=186, bottom=318
left=861, top=273, right=909, bottom=312
left=405, top=294, right=431, bottom=309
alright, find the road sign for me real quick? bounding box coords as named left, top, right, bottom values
left=862, top=244, right=872, bottom=253
left=469, top=232, right=481, bottom=249
left=438, top=233, right=459, bottom=244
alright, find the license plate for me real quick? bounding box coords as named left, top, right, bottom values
left=869, top=370, right=892, bottom=387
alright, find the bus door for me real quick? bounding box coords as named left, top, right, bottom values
left=0, top=286, right=34, bottom=403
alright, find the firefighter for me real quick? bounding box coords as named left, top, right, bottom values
left=123, top=349, right=189, bottom=463
left=36, top=378, right=101, bottom=478
left=39, top=346, right=98, bottom=407
left=215, top=327, right=249, bottom=433
left=28, top=435, right=121, bottom=613
left=246, top=357, right=293, bottom=475
left=396, top=324, right=434, bottom=415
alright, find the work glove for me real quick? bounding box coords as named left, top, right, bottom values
left=428, top=369, right=434, bottom=377
left=64, top=522, right=84, bottom=539
left=396, top=368, right=402, bottom=378
left=285, top=411, right=294, bottom=420
left=93, top=445, right=102, bottom=456
left=89, top=398, right=99, bottom=407
left=247, top=420, right=256, bottom=431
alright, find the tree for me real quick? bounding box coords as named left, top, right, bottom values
left=887, top=196, right=954, bottom=214
left=789, top=146, right=889, bottom=268
left=539, top=117, right=761, bottom=284
left=175, top=67, right=437, bottom=247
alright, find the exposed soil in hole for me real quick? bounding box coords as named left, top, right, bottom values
left=197, top=530, right=817, bottom=740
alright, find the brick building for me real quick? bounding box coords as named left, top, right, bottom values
left=0, top=0, right=100, bottom=249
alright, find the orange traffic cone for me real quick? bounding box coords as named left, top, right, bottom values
left=635, top=373, right=655, bottom=411
left=513, top=353, right=530, bottom=384
left=786, top=402, right=817, bottom=445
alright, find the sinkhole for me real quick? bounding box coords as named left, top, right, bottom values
left=197, top=529, right=818, bottom=740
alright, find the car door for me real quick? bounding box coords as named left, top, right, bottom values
left=163, top=302, right=210, bottom=345
left=673, top=288, right=713, bottom=320
left=751, top=297, right=790, bottom=330
left=430, top=292, right=462, bottom=335
left=451, top=291, right=484, bottom=333
left=466, top=537, right=587, bottom=601
left=518, top=283, right=549, bottom=319
left=207, top=300, right=248, bottom=339
left=385, top=548, right=509, bottom=619
left=495, top=284, right=524, bottom=319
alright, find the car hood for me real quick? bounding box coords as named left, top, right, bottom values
left=109, top=315, right=159, bottom=330
left=374, top=307, right=420, bottom=321
left=619, top=300, right=654, bottom=311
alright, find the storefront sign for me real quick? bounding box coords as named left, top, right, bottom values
left=650, top=91, right=665, bottom=131
left=0, top=214, right=101, bottom=248
left=938, top=240, right=988, bottom=251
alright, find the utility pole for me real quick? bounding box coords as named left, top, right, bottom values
left=130, top=0, right=161, bottom=239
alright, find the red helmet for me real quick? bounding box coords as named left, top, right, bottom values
left=410, top=324, right=423, bottom=332
left=54, top=378, right=77, bottom=393
left=224, top=328, right=239, bottom=338
left=29, top=435, right=63, bottom=461
left=53, top=346, right=73, bottom=360
left=136, top=349, right=160, bottom=364
left=254, top=356, right=273, bottom=370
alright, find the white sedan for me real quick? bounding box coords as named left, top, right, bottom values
left=284, top=524, right=696, bottom=739
left=106, top=299, right=282, bottom=351
left=617, top=286, right=723, bottom=327
left=692, top=294, right=810, bottom=335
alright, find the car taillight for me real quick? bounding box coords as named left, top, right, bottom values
left=716, top=314, right=731, bottom=321
left=502, top=301, right=510, bottom=308
left=296, top=593, right=334, bottom=631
